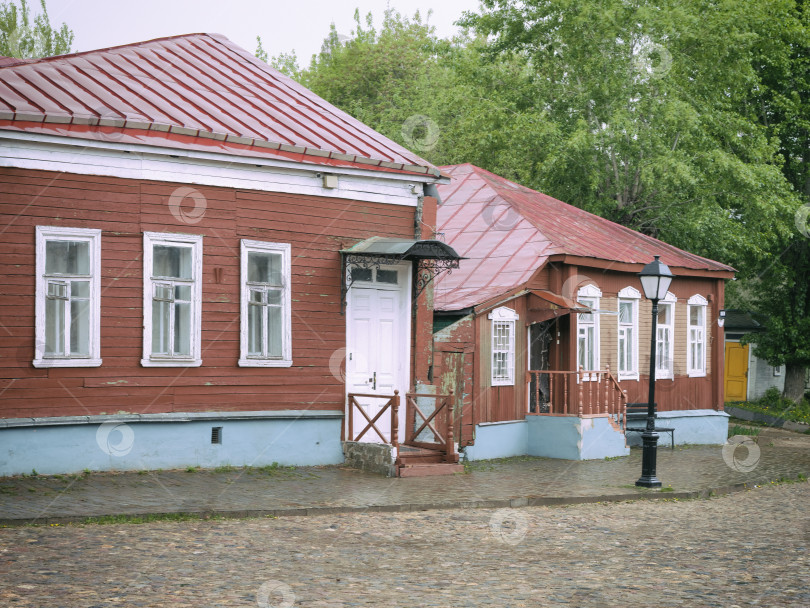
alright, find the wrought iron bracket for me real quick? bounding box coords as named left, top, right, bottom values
left=340, top=252, right=405, bottom=314
left=413, top=258, right=460, bottom=301
left=340, top=252, right=460, bottom=314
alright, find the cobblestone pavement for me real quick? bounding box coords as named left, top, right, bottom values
left=0, top=482, right=808, bottom=607
left=1, top=428, right=809, bottom=524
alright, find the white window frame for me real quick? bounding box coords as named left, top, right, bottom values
left=141, top=232, right=203, bottom=367
left=34, top=226, right=102, bottom=368
left=489, top=306, right=518, bottom=386
left=577, top=284, right=602, bottom=379
left=655, top=291, right=677, bottom=380
left=617, top=286, right=640, bottom=381
left=687, top=294, right=707, bottom=377
left=238, top=239, right=292, bottom=367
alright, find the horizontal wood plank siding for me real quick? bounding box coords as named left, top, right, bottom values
left=0, top=167, right=418, bottom=418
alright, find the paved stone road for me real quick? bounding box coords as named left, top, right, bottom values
left=2, top=428, right=809, bottom=524
left=0, top=482, right=808, bottom=607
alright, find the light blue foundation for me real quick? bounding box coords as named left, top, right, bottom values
left=624, top=409, right=729, bottom=447
left=462, top=420, right=528, bottom=461
left=0, top=411, right=344, bottom=476
left=527, top=415, right=630, bottom=460
left=463, top=415, right=630, bottom=461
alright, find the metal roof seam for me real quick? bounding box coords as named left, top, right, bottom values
left=193, top=37, right=359, bottom=154
left=208, top=37, right=427, bottom=165
left=187, top=38, right=338, bottom=150
left=161, top=44, right=290, bottom=143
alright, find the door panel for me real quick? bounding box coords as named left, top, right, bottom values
left=347, top=285, right=402, bottom=442
left=724, top=342, right=749, bottom=401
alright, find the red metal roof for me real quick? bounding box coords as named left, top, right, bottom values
left=434, top=163, right=735, bottom=311
left=0, top=34, right=440, bottom=177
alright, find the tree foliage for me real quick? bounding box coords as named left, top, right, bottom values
left=0, top=0, right=72, bottom=58
left=265, top=2, right=807, bottom=395
left=739, top=0, right=810, bottom=399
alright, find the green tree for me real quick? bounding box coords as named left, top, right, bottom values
left=741, top=0, right=810, bottom=401
left=0, top=0, right=72, bottom=58
left=460, top=0, right=800, bottom=269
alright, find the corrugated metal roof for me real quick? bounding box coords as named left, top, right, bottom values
left=434, top=163, right=735, bottom=311
left=0, top=34, right=441, bottom=177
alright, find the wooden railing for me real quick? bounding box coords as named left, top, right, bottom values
left=527, top=367, right=627, bottom=426
left=404, top=390, right=458, bottom=463
left=346, top=391, right=400, bottom=449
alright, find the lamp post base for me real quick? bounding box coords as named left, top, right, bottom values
left=635, top=430, right=662, bottom=488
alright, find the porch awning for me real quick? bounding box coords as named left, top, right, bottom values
left=529, top=290, right=591, bottom=313
left=340, top=237, right=463, bottom=313
left=341, top=236, right=461, bottom=261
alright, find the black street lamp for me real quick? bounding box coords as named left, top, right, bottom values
left=636, top=255, right=674, bottom=488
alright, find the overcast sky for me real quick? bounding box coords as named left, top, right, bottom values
left=45, top=0, right=482, bottom=61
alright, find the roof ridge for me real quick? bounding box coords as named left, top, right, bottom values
left=0, top=32, right=220, bottom=68
left=0, top=34, right=442, bottom=177
left=447, top=162, right=733, bottom=271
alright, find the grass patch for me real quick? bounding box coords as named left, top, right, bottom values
left=728, top=388, right=810, bottom=426
left=75, top=512, right=228, bottom=526
left=660, top=486, right=674, bottom=492
left=728, top=425, right=761, bottom=437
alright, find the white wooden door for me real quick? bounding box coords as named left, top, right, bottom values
left=347, top=276, right=405, bottom=443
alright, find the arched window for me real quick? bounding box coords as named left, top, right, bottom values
left=489, top=307, right=518, bottom=385
left=577, top=284, right=602, bottom=376
left=617, top=286, right=641, bottom=380
left=656, top=292, right=677, bottom=379
left=687, top=294, right=708, bottom=377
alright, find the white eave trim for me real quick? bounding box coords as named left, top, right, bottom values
left=0, top=129, right=447, bottom=206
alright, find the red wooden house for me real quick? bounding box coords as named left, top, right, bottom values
left=432, top=164, right=734, bottom=460
left=0, top=34, right=459, bottom=476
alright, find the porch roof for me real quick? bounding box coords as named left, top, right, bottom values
left=341, top=237, right=461, bottom=261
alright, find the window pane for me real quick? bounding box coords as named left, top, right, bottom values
left=174, top=285, right=191, bottom=301
left=351, top=267, right=372, bottom=282
left=493, top=352, right=506, bottom=379
left=377, top=269, right=398, bottom=284
left=267, top=306, right=282, bottom=357
left=151, top=299, right=171, bottom=354
left=625, top=327, right=633, bottom=369
left=250, top=288, right=265, bottom=304
left=248, top=252, right=282, bottom=285
left=45, top=240, right=89, bottom=275
left=48, top=282, right=67, bottom=299
left=619, top=301, right=632, bottom=324
left=248, top=304, right=263, bottom=355
left=174, top=302, right=191, bottom=356
left=267, top=289, right=282, bottom=306
left=690, top=305, right=703, bottom=326
left=71, top=280, right=90, bottom=298
left=45, top=297, right=65, bottom=355
left=657, top=305, right=668, bottom=325
left=153, top=245, right=192, bottom=279
left=70, top=299, right=90, bottom=355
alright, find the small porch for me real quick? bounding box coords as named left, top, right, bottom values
left=343, top=390, right=463, bottom=477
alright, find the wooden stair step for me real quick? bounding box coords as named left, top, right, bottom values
left=397, top=463, right=465, bottom=478
left=398, top=454, right=446, bottom=464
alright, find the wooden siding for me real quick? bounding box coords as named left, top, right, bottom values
left=451, top=263, right=726, bottom=428
left=551, top=265, right=723, bottom=412
left=0, top=167, right=420, bottom=419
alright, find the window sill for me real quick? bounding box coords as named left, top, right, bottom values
left=491, top=380, right=515, bottom=387
left=141, top=358, right=202, bottom=367
left=618, top=373, right=640, bottom=381
left=33, top=358, right=102, bottom=368
left=687, top=371, right=707, bottom=378
left=238, top=359, right=293, bottom=368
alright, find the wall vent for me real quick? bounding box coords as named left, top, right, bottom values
left=211, top=426, right=222, bottom=444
